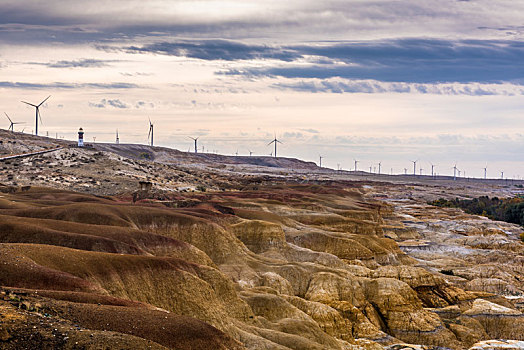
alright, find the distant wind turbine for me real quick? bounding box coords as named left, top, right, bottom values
left=378, top=161, right=381, bottom=175
left=21, top=95, right=50, bottom=136
left=268, top=134, right=282, bottom=158
left=430, top=163, right=436, bottom=178
left=148, top=118, right=154, bottom=146
left=116, top=129, right=120, bottom=144
left=411, top=160, right=417, bottom=176
left=189, top=136, right=199, bottom=154
left=483, top=165, right=487, bottom=179
left=354, top=159, right=359, bottom=172
left=453, top=163, right=458, bottom=180
left=249, top=150, right=253, bottom=156
left=501, top=171, right=504, bottom=180
left=319, top=155, right=323, bottom=168
left=4, top=113, right=23, bottom=132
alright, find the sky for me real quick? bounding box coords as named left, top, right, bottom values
left=1, top=0, right=523, bottom=178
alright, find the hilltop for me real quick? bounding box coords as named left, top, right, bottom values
left=0, top=129, right=321, bottom=195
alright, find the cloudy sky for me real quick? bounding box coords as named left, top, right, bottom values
left=1, top=0, right=524, bottom=178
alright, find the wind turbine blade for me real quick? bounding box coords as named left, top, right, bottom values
left=38, top=95, right=51, bottom=107
left=38, top=109, right=43, bottom=126
left=277, top=140, right=283, bottom=144
left=21, top=101, right=37, bottom=107
left=4, top=112, right=12, bottom=123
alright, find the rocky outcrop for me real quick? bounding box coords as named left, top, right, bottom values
left=1, top=180, right=523, bottom=349
left=463, top=299, right=524, bottom=340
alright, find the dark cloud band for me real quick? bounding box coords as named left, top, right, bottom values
left=121, top=38, right=524, bottom=85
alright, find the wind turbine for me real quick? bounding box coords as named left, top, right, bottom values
left=148, top=118, right=154, bottom=146
left=354, top=159, right=359, bottom=172
left=21, top=95, right=50, bottom=136
left=378, top=161, right=381, bottom=175
left=404, top=168, right=407, bottom=175
left=411, top=160, right=417, bottom=176
left=453, top=164, right=458, bottom=180
left=419, top=168, right=423, bottom=176
left=483, top=165, right=487, bottom=179
left=501, top=171, right=504, bottom=180
left=189, top=136, right=199, bottom=154
left=249, top=150, right=253, bottom=156
left=116, top=129, right=120, bottom=144
left=430, top=163, right=436, bottom=178
left=319, top=155, right=323, bottom=168
left=4, top=113, right=23, bottom=132
left=268, top=134, right=282, bottom=158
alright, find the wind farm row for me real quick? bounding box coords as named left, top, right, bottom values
left=3, top=95, right=520, bottom=181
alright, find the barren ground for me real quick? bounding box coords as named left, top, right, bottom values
left=0, top=129, right=523, bottom=350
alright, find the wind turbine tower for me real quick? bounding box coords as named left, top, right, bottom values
left=116, top=129, right=120, bottom=144
left=378, top=162, right=381, bottom=175
left=148, top=118, right=154, bottom=147
left=21, top=95, right=50, bottom=136
left=411, top=160, right=417, bottom=176
left=483, top=166, right=487, bottom=180
left=189, top=136, right=199, bottom=153
left=319, top=155, right=323, bottom=168
left=268, top=135, right=282, bottom=158
left=354, top=159, right=359, bottom=172
left=453, top=164, right=458, bottom=180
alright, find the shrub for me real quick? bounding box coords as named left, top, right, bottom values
left=430, top=196, right=524, bottom=227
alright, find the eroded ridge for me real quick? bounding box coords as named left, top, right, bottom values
left=0, top=180, right=522, bottom=349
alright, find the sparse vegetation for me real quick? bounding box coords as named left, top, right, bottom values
left=430, top=196, right=524, bottom=227
left=139, top=152, right=152, bottom=160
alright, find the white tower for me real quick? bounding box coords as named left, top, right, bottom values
left=78, top=127, right=84, bottom=147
